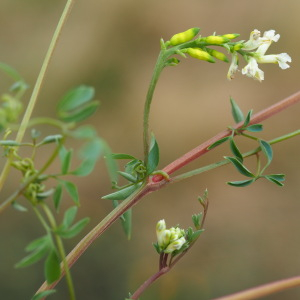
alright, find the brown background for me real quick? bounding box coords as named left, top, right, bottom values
left=0, top=0, right=299, bottom=299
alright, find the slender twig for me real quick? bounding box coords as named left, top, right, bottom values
left=212, top=275, right=300, bottom=300
left=0, top=0, right=75, bottom=192
left=35, top=92, right=300, bottom=295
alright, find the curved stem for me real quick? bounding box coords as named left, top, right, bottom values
left=0, top=0, right=75, bottom=192
left=213, top=276, right=300, bottom=300
left=143, top=51, right=166, bottom=164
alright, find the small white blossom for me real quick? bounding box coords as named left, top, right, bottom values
left=242, top=29, right=262, bottom=51
left=256, top=30, right=280, bottom=55
left=164, top=236, right=186, bottom=254
left=227, top=52, right=239, bottom=80
left=242, top=57, right=264, bottom=82
left=256, top=53, right=292, bottom=69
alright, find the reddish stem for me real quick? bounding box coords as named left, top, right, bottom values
left=153, top=90, right=300, bottom=181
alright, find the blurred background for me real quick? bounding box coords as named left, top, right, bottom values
left=0, top=0, right=299, bottom=299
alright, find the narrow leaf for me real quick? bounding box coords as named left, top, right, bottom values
left=56, top=218, right=90, bottom=239
left=229, top=139, right=243, bottom=162
left=62, top=206, right=78, bottom=229
left=0, top=140, right=21, bottom=146
left=102, top=141, right=119, bottom=184
left=227, top=179, right=255, bottom=187
left=102, top=183, right=142, bottom=200
left=118, top=171, right=137, bottom=183
left=147, top=134, right=159, bottom=175
left=15, top=244, right=49, bottom=268
left=59, top=146, right=73, bottom=175
left=121, top=209, right=132, bottom=240
left=71, top=125, right=97, bottom=139
left=243, top=110, right=253, bottom=127
left=259, top=140, right=273, bottom=165
left=12, top=201, right=28, bottom=212
left=0, top=62, right=23, bottom=81
left=25, top=235, right=50, bottom=252
left=39, top=135, right=63, bottom=145
left=31, top=290, right=56, bottom=300
left=225, top=156, right=255, bottom=177
left=230, top=97, right=244, bottom=123
left=267, top=174, right=285, bottom=182
left=63, top=181, right=79, bottom=206
left=53, top=184, right=63, bottom=212
left=111, top=153, right=136, bottom=160
left=245, top=124, right=263, bottom=132
left=265, top=177, right=284, bottom=186
left=190, top=229, right=204, bottom=241
left=45, top=250, right=61, bottom=284
left=207, top=136, right=231, bottom=150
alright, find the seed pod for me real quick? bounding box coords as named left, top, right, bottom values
left=169, top=27, right=200, bottom=46
left=205, top=35, right=230, bottom=45
left=186, top=48, right=215, bottom=63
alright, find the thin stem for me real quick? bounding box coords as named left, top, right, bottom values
left=143, top=50, right=166, bottom=164
left=0, top=0, right=75, bottom=192
left=41, top=203, right=76, bottom=300
left=36, top=94, right=300, bottom=295
left=212, top=275, right=300, bottom=300
left=160, top=90, right=300, bottom=178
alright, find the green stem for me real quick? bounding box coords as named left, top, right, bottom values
left=0, top=0, right=74, bottom=192
left=172, top=129, right=300, bottom=182
left=41, top=203, right=76, bottom=300
left=143, top=50, right=166, bottom=164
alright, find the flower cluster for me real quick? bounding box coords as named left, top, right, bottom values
left=156, top=219, right=186, bottom=254
left=228, top=29, right=291, bottom=81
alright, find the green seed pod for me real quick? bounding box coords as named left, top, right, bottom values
left=206, top=48, right=229, bottom=62
left=205, top=35, right=230, bottom=45
left=169, top=27, right=200, bottom=46
left=186, top=48, right=215, bottom=63
left=222, top=33, right=240, bottom=39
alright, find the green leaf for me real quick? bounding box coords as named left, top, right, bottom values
left=207, top=136, right=231, bottom=150
left=59, top=146, right=73, bottom=175
left=147, top=134, right=159, bottom=175
left=111, top=153, right=136, bottom=160
left=102, top=143, right=119, bottom=184
left=39, top=135, right=63, bottom=145
left=12, top=201, right=28, bottom=212
left=0, top=62, right=23, bottom=81
left=71, top=125, right=97, bottom=139
left=102, top=183, right=142, bottom=200
left=118, top=171, right=137, bottom=183
left=121, top=209, right=132, bottom=240
left=227, top=179, right=255, bottom=187
left=245, top=124, right=263, bottom=132
left=259, top=140, right=273, bottom=165
left=59, top=101, right=99, bottom=123
left=31, top=290, right=56, bottom=300
left=61, top=206, right=78, bottom=229
left=63, top=181, right=79, bottom=205
left=0, top=140, right=21, bottom=146
left=192, top=213, right=203, bottom=229
left=53, top=184, right=63, bottom=212
left=229, top=139, right=243, bottom=162
left=264, top=174, right=285, bottom=186
left=25, top=235, right=50, bottom=252
left=190, top=229, right=204, bottom=241
left=72, top=159, right=95, bottom=177
left=225, top=156, right=255, bottom=177
left=243, top=110, right=253, bottom=127
left=45, top=250, right=61, bottom=284
left=230, top=97, right=244, bottom=123
left=15, top=242, right=50, bottom=268
left=58, top=85, right=95, bottom=112
left=56, top=218, right=90, bottom=239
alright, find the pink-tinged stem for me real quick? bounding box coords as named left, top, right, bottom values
left=213, top=275, right=300, bottom=300
left=160, top=90, right=300, bottom=177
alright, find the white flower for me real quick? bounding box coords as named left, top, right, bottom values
left=256, top=53, right=292, bottom=69
left=156, top=219, right=166, bottom=247
left=242, top=29, right=262, bottom=51
left=242, top=57, right=264, bottom=82
left=164, top=236, right=186, bottom=254
left=256, top=30, right=280, bottom=55
left=227, top=52, right=239, bottom=80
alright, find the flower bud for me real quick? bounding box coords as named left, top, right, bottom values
left=206, top=48, right=229, bottom=62
left=156, top=219, right=166, bottom=247
left=204, top=35, right=230, bottom=45
left=186, top=48, right=215, bottom=63
left=233, top=43, right=244, bottom=51
left=169, top=27, right=200, bottom=46
left=164, top=236, right=186, bottom=254
left=222, top=33, right=240, bottom=39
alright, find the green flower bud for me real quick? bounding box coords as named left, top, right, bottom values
left=222, top=33, right=240, bottom=39
left=186, top=48, right=215, bottom=63
left=205, top=35, right=230, bottom=45
left=169, top=27, right=200, bottom=46
left=164, top=236, right=186, bottom=254
left=233, top=43, right=244, bottom=51
left=206, top=48, right=229, bottom=62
